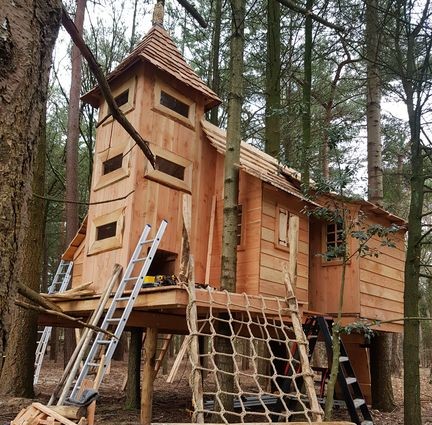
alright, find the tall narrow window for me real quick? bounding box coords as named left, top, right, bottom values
left=278, top=208, right=289, bottom=247
left=237, top=205, right=243, bottom=246
left=160, top=91, right=190, bottom=118
left=326, top=218, right=344, bottom=260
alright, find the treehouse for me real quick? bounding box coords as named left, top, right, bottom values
left=50, top=18, right=406, bottom=404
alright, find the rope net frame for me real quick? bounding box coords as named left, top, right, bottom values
left=186, top=286, right=323, bottom=423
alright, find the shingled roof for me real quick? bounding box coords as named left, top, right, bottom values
left=82, top=25, right=221, bottom=111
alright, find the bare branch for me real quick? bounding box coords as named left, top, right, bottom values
left=61, top=6, right=155, bottom=167
left=176, top=0, right=208, bottom=28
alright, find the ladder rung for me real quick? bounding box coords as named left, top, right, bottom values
left=339, top=356, right=349, bottom=362
left=346, top=377, right=357, bottom=385
left=96, top=339, right=111, bottom=345
left=106, top=318, right=121, bottom=323
left=353, top=398, right=366, bottom=408
left=132, top=257, right=147, bottom=263
left=140, top=238, right=155, bottom=245
left=87, top=362, right=100, bottom=368
left=115, top=296, right=131, bottom=302
left=361, top=421, right=373, bottom=425
left=123, top=277, right=139, bottom=282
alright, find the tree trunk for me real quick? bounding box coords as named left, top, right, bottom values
left=264, top=0, right=281, bottom=158
left=391, top=333, right=402, bottom=377
left=0, top=0, right=60, bottom=367
left=215, top=0, right=245, bottom=419
left=209, top=0, right=222, bottom=126
left=300, top=0, right=312, bottom=189
left=366, top=0, right=383, bottom=206
left=64, top=0, right=87, bottom=367
left=125, top=328, right=143, bottom=410
left=0, top=103, right=47, bottom=396
left=370, top=332, right=396, bottom=411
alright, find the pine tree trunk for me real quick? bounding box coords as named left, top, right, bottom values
left=0, top=104, right=47, bottom=396
left=264, top=0, right=281, bottom=157
left=391, top=333, right=402, bottom=377
left=209, top=0, right=222, bottom=126
left=64, top=0, right=87, bottom=366
left=125, top=328, right=143, bottom=410
left=301, top=0, right=312, bottom=189
left=366, top=0, right=383, bottom=206
left=215, top=0, right=245, bottom=419
left=370, top=332, right=396, bottom=411
left=0, top=0, right=60, bottom=368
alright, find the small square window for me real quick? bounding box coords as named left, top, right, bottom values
left=96, top=221, right=117, bottom=240
left=103, top=154, right=123, bottom=175
left=160, top=91, right=189, bottom=118
left=114, top=90, right=129, bottom=107
left=156, top=156, right=185, bottom=180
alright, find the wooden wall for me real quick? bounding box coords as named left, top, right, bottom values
left=359, top=215, right=405, bottom=332
left=208, top=166, right=262, bottom=293
left=71, top=238, right=86, bottom=287
left=259, top=185, right=309, bottom=303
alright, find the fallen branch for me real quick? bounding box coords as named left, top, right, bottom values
left=15, top=300, right=115, bottom=338
left=61, top=6, right=155, bottom=167
left=17, top=282, right=63, bottom=312
left=176, top=0, right=207, bottom=28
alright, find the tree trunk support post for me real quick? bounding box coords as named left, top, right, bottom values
left=140, top=327, right=158, bottom=425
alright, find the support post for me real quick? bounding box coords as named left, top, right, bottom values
left=140, top=327, right=158, bottom=425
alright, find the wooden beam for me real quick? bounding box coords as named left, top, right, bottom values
left=205, top=195, right=217, bottom=285
left=141, top=327, right=158, bottom=425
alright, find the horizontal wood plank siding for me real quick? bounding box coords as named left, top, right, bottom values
left=259, top=186, right=309, bottom=303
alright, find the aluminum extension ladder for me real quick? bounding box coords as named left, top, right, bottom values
left=58, top=220, right=167, bottom=405
left=34, top=260, right=73, bottom=384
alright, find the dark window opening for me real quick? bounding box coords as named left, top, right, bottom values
left=160, top=91, right=189, bottom=118
left=103, top=154, right=123, bottom=175
left=326, top=219, right=344, bottom=260
left=156, top=156, right=185, bottom=180
left=96, top=221, right=117, bottom=241
left=114, top=90, right=129, bottom=107
left=237, top=205, right=243, bottom=246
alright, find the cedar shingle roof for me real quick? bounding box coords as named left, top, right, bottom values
left=82, top=25, right=221, bottom=111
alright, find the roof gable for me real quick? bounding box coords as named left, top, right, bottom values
left=82, top=25, right=221, bottom=110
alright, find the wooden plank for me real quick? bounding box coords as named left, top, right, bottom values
left=361, top=293, right=403, bottom=314
left=359, top=269, right=404, bottom=292
left=360, top=281, right=403, bottom=302
left=31, top=404, right=78, bottom=425
left=359, top=259, right=404, bottom=281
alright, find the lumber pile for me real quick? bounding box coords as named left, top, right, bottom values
left=12, top=403, right=87, bottom=425
left=44, top=282, right=95, bottom=301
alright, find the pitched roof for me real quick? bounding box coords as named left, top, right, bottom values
left=201, top=119, right=406, bottom=226
left=82, top=25, right=221, bottom=111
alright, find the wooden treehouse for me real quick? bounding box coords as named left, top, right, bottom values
left=37, top=17, right=406, bottom=423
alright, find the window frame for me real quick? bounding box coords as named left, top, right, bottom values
left=237, top=204, right=246, bottom=251
left=98, top=76, right=137, bottom=126
left=93, top=139, right=132, bottom=191
left=144, top=145, right=192, bottom=193
left=275, top=205, right=290, bottom=252
left=88, top=208, right=125, bottom=255
left=321, top=217, right=346, bottom=265
left=153, top=79, right=196, bottom=128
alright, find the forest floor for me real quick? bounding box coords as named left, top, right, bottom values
left=1, top=358, right=432, bottom=424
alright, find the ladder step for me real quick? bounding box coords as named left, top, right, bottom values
left=123, top=277, right=140, bottom=282
left=361, top=421, right=373, bottom=425
left=346, top=377, right=357, bottom=385
left=132, top=257, right=147, bottom=263
left=140, top=238, right=155, bottom=245
left=353, top=398, right=366, bottom=408
left=87, top=362, right=100, bottom=368
left=106, top=318, right=121, bottom=323
left=339, top=356, right=349, bottom=362
left=115, top=296, right=131, bottom=302
left=96, top=339, right=111, bottom=345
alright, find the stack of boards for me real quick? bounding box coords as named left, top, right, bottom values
left=12, top=403, right=87, bottom=425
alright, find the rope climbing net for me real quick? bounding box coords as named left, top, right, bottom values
left=185, top=286, right=323, bottom=423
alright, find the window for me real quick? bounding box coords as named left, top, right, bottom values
left=277, top=207, right=289, bottom=247
left=96, top=221, right=117, bottom=240
left=237, top=205, right=243, bottom=246
left=114, top=90, right=129, bottom=107
left=156, top=156, right=185, bottom=180
left=145, top=145, right=192, bottom=193
left=94, top=140, right=131, bottom=191
left=88, top=208, right=124, bottom=255
left=325, top=218, right=345, bottom=260
left=103, top=154, right=123, bottom=175
left=160, top=91, right=189, bottom=118
left=153, top=79, right=195, bottom=128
